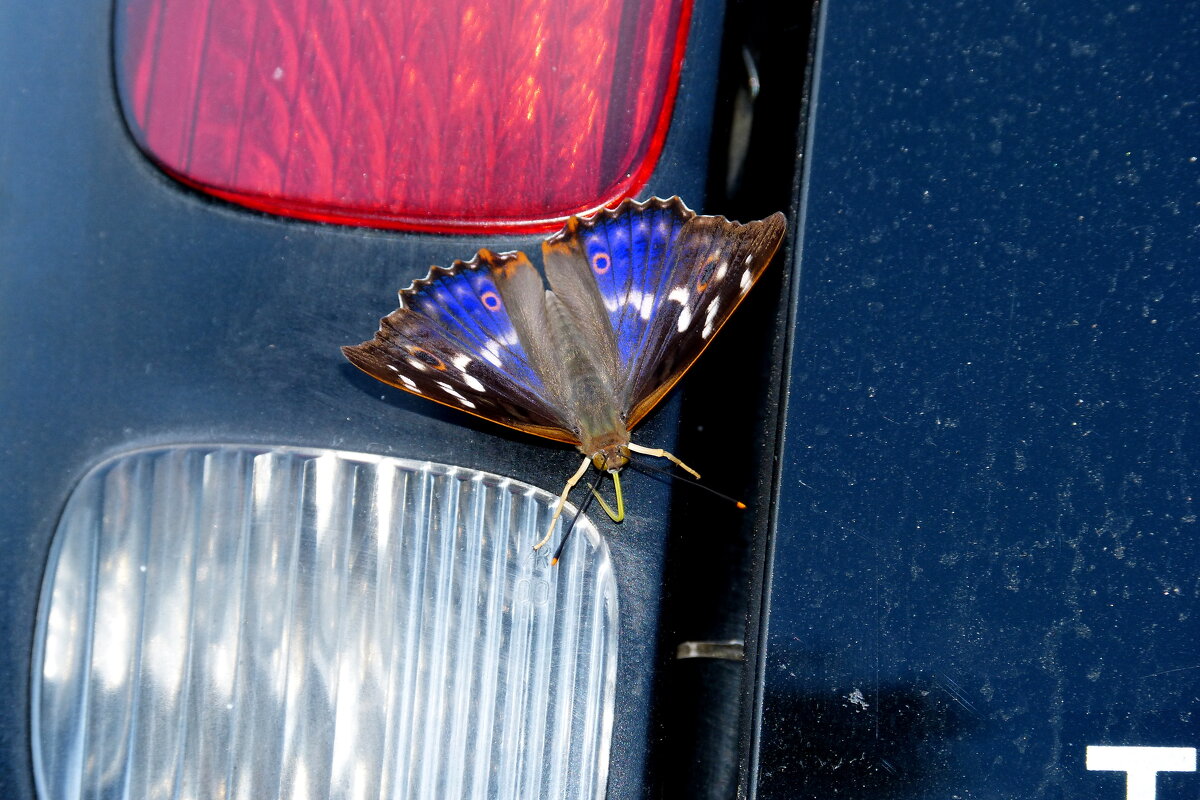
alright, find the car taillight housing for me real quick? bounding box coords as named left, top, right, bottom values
left=116, top=0, right=692, bottom=233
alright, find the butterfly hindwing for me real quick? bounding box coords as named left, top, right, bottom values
left=487, top=247, right=574, bottom=415
left=620, top=209, right=788, bottom=428
left=342, top=250, right=580, bottom=444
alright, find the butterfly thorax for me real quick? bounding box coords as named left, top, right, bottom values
left=591, top=445, right=631, bottom=472
left=542, top=291, right=631, bottom=464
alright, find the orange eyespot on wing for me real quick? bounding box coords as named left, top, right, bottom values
left=407, top=346, right=447, bottom=370
left=480, top=290, right=503, bottom=311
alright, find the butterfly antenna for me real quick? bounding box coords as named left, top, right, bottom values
left=626, top=458, right=748, bottom=510
left=551, top=468, right=605, bottom=565
left=626, top=442, right=701, bottom=479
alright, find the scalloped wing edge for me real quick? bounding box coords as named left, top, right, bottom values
left=395, top=247, right=536, bottom=312
left=543, top=196, right=697, bottom=249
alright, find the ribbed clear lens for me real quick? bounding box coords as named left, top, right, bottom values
left=32, top=446, right=617, bottom=800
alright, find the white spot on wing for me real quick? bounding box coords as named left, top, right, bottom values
left=464, top=374, right=485, bottom=392
left=702, top=298, right=721, bottom=339
left=407, top=358, right=427, bottom=372
left=639, top=293, right=654, bottom=320
left=452, top=354, right=472, bottom=370
left=715, top=261, right=728, bottom=280
left=739, top=268, right=752, bottom=293
left=668, top=287, right=689, bottom=305
left=400, top=375, right=421, bottom=393
left=482, top=340, right=503, bottom=367
left=387, top=364, right=399, bottom=372
left=610, top=290, right=656, bottom=320
left=677, top=305, right=693, bottom=332
left=436, top=381, right=476, bottom=409
left=744, top=254, right=754, bottom=265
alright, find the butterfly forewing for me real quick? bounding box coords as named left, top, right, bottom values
left=621, top=211, right=788, bottom=428
left=400, top=250, right=548, bottom=398
left=542, top=197, right=694, bottom=388
left=342, top=250, right=580, bottom=444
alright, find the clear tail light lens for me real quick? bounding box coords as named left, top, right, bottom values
left=34, top=446, right=617, bottom=799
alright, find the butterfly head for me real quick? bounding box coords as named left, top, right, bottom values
left=592, top=444, right=631, bottom=473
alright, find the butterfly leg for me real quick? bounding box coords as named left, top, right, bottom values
left=627, top=442, right=701, bottom=479
left=534, top=455, right=592, bottom=550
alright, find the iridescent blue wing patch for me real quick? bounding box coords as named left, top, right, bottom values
left=541, top=197, right=692, bottom=383
left=541, top=197, right=786, bottom=429
left=342, top=250, right=579, bottom=444
left=402, top=251, right=549, bottom=393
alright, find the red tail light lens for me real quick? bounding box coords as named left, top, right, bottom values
left=117, top=0, right=692, bottom=233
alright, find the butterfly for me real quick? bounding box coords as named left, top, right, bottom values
left=343, top=196, right=787, bottom=549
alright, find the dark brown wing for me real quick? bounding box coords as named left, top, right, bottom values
left=620, top=210, right=788, bottom=429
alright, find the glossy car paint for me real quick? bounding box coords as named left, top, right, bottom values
left=754, top=2, right=1200, bottom=798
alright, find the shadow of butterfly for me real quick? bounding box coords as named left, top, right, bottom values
left=343, top=197, right=787, bottom=548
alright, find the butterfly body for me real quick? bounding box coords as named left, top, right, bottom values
left=539, top=290, right=631, bottom=468
left=343, top=197, right=786, bottom=536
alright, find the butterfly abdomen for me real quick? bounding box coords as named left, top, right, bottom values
left=542, top=291, right=628, bottom=458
